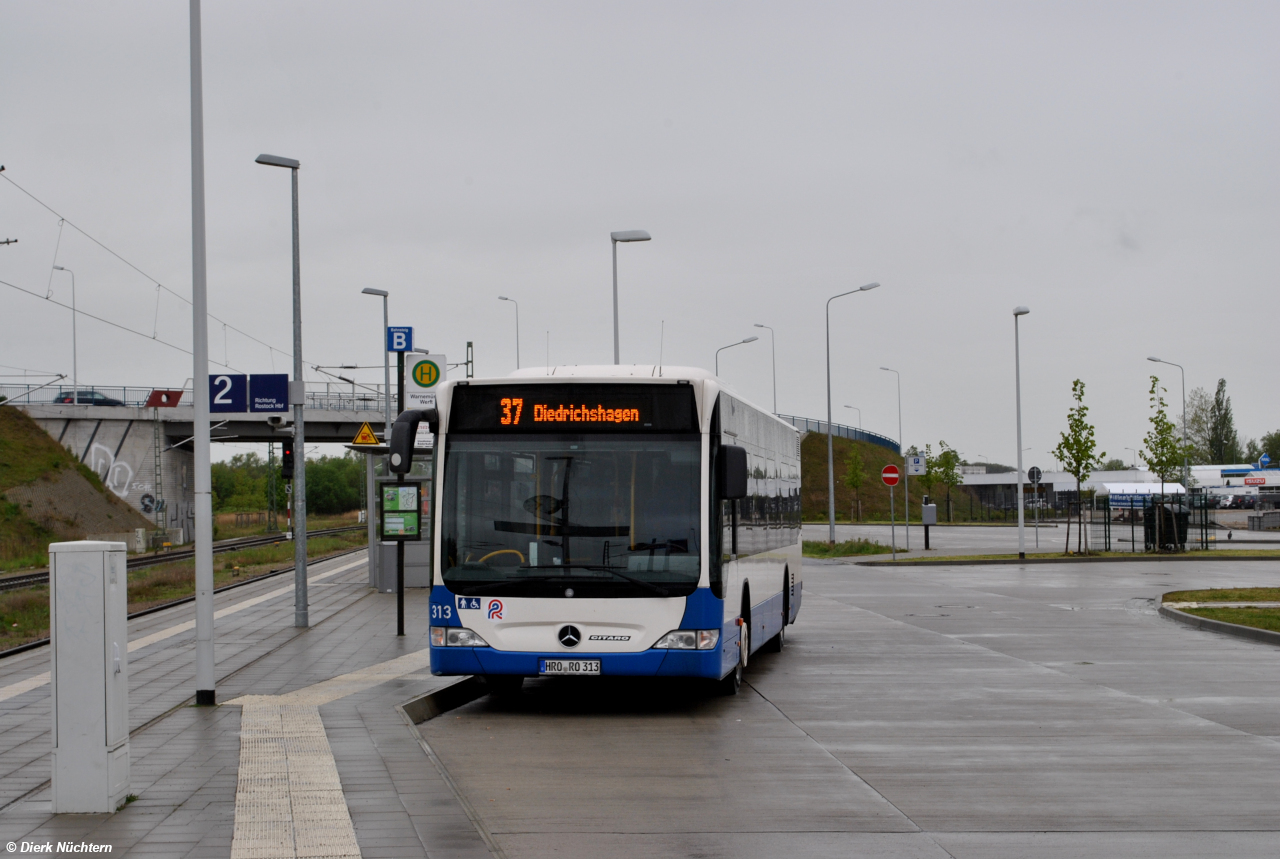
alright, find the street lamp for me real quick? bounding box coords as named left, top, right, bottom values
left=753, top=323, right=776, bottom=413
left=715, top=336, right=758, bottom=375
left=1125, top=446, right=1138, bottom=468
left=498, top=296, right=520, bottom=369
left=1013, top=306, right=1030, bottom=560
left=880, top=365, right=909, bottom=550
left=361, top=288, right=391, bottom=439
left=1147, top=356, right=1188, bottom=487
left=256, top=152, right=309, bottom=628
left=826, top=282, right=880, bottom=545
left=610, top=230, right=651, bottom=364
left=359, top=286, right=389, bottom=587
left=52, top=266, right=77, bottom=398
left=843, top=405, right=861, bottom=431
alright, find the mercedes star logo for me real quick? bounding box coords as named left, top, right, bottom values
left=558, top=625, right=581, bottom=647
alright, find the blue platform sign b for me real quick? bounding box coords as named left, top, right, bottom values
left=209, top=374, right=248, bottom=413
left=387, top=327, right=413, bottom=352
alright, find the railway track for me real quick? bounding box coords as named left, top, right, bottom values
left=0, top=525, right=364, bottom=593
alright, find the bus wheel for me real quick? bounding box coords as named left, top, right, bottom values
left=718, top=662, right=742, bottom=696
left=484, top=675, right=523, bottom=697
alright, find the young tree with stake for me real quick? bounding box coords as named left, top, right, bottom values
left=842, top=445, right=867, bottom=523
left=1141, top=376, right=1191, bottom=551
left=1051, top=379, right=1105, bottom=554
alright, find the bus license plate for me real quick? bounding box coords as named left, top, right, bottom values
left=539, top=658, right=600, bottom=676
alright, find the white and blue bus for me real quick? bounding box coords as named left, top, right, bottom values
left=390, top=366, right=802, bottom=694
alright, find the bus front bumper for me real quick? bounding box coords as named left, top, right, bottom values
left=431, top=645, right=726, bottom=679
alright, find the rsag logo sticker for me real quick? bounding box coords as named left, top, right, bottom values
left=487, top=599, right=504, bottom=620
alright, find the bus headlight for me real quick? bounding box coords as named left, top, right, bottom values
left=431, top=626, right=489, bottom=647
left=652, top=629, right=720, bottom=650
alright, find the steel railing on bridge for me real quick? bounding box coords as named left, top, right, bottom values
left=776, top=414, right=900, bottom=455
left=0, top=382, right=391, bottom=412
left=1, top=386, right=901, bottom=451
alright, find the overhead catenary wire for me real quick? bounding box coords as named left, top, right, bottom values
left=1, top=276, right=245, bottom=373
left=1, top=170, right=294, bottom=364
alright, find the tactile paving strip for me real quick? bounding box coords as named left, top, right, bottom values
left=227, top=649, right=434, bottom=859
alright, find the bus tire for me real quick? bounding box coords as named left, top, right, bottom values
left=484, top=675, right=523, bottom=697
left=718, top=662, right=742, bottom=696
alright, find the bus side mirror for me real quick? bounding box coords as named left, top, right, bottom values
left=719, top=444, right=748, bottom=500
left=389, top=407, right=438, bottom=474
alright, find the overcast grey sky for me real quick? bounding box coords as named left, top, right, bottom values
left=2, top=1, right=1277, bottom=466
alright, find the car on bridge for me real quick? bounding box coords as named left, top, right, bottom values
left=52, top=390, right=127, bottom=406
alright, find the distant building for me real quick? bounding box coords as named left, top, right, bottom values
left=960, top=464, right=1277, bottom=509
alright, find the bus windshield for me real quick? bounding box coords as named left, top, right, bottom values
left=440, top=434, right=701, bottom=598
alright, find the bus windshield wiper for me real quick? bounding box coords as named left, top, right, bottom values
left=457, top=575, right=564, bottom=595
left=547, top=564, right=670, bottom=597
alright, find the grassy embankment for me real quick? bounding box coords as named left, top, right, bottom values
left=0, top=529, right=366, bottom=651
left=1164, top=587, right=1280, bottom=633
left=799, top=433, right=983, bottom=524
left=0, top=406, right=115, bottom=571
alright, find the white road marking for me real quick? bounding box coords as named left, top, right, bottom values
left=0, top=556, right=367, bottom=703
left=226, top=650, right=435, bottom=859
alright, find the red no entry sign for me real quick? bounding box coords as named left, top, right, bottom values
left=881, top=464, right=900, bottom=486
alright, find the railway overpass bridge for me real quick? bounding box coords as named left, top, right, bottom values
left=6, top=383, right=385, bottom=540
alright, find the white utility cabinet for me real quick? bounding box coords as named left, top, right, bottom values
left=50, top=540, right=130, bottom=813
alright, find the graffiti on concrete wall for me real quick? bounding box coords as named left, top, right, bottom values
left=89, top=442, right=135, bottom=499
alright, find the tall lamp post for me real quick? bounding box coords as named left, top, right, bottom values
left=1147, top=356, right=1187, bottom=488
left=880, top=366, right=908, bottom=550
left=826, top=283, right=880, bottom=545
left=753, top=323, right=776, bottom=413
left=52, top=266, right=77, bottom=398
left=189, top=0, right=216, bottom=705
left=361, top=288, right=391, bottom=437
left=610, top=230, right=650, bottom=364
left=1125, top=446, right=1138, bottom=469
left=843, top=404, right=861, bottom=431
left=715, top=336, right=758, bottom=375
left=360, top=287, right=390, bottom=577
left=499, top=296, right=520, bottom=369
left=256, top=152, right=309, bottom=628
left=1013, top=306, right=1030, bottom=560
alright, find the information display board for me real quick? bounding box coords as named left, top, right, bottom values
left=449, top=383, right=698, bottom=434
left=380, top=482, right=423, bottom=541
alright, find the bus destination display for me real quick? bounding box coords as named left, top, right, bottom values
left=450, top=383, right=697, bottom=434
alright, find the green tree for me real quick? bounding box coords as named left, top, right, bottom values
left=305, top=453, right=365, bottom=516
left=1179, top=386, right=1213, bottom=463
left=1207, top=379, right=1242, bottom=464
left=211, top=452, right=271, bottom=511
left=1140, top=376, right=1189, bottom=492
left=1051, top=379, right=1105, bottom=554
left=935, top=441, right=962, bottom=521
left=841, top=446, right=867, bottom=522
left=1259, top=429, right=1280, bottom=466
left=1101, top=457, right=1128, bottom=471
left=916, top=443, right=940, bottom=499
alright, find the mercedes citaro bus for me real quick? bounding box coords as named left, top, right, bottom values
left=388, top=365, right=802, bottom=694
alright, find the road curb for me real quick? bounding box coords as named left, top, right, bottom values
left=396, top=677, right=506, bottom=858
left=1158, top=602, right=1280, bottom=648
left=855, top=553, right=1280, bottom=567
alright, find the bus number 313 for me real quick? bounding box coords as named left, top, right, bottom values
left=500, top=398, right=524, bottom=425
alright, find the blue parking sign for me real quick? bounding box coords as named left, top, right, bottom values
left=209, top=374, right=248, bottom=413
left=387, top=327, right=413, bottom=352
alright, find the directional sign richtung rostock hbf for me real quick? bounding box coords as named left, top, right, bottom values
left=881, top=464, right=900, bottom=486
